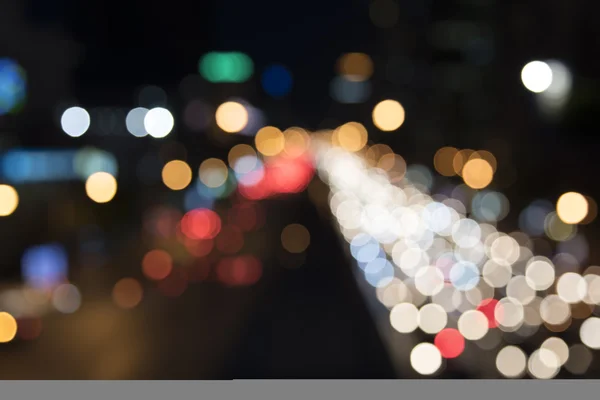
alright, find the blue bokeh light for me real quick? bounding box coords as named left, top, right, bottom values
left=449, top=261, right=480, bottom=291
left=364, top=257, right=395, bottom=288
left=196, top=169, right=237, bottom=200
left=22, top=244, right=68, bottom=289
left=0, top=58, right=26, bottom=115
left=330, top=76, right=371, bottom=103
left=261, top=64, right=293, bottom=98
left=1, top=149, right=78, bottom=183
left=184, top=186, right=215, bottom=211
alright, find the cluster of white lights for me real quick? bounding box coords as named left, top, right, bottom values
left=312, top=136, right=600, bottom=379
left=61, top=106, right=174, bottom=138
left=124, top=106, right=174, bottom=138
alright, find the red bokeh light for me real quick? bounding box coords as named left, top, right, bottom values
left=215, top=225, right=245, bottom=254
left=216, top=255, right=262, bottom=286
left=266, top=154, right=314, bottom=194
left=17, top=317, right=43, bottom=341
left=184, top=237, right=214, bottom=257
left=434, top=328, right=465, bottom=359
left=157, top=268, right=188, bottom=297
left=142, top=249, right=173, bottom=281
left=181, top=208, right=222, bottom=240
left=227, top=202, right=264, bottom=232
left=237, top=154, right=314, bottom=200
left=238, top=176, right=273, bottom=200
left=477, top=298, right=500, bottom=328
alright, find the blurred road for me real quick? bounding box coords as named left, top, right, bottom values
left=0, top=195, right=395, bottom=379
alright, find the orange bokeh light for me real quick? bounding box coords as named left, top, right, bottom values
left=142, top=249, right=173, bottom=280
left=112, top=278, right=144, bottom=309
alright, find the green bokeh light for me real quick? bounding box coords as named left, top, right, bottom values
left=199, top=52, right=253, bottom=83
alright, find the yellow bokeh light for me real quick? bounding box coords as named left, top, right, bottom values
left=85, top=172, right=117, bottom=203
left=365, top=143, right=393, bottom=167
left=161, top=160, right=192, bottom=191
left=452, top=149, right=475, bottom=176
left=0, top=184, right=19, bottom=216
left=462, top=158, right=493, bottom=189
left=581, top=196, right=597, bottom=225
left=337, top=53, right=374, bottom=82
left=471, top=150, right=497, bottom=173
left=333, top=122, right=368, bottom=152
left=215, top=101, right=248, bottom=133
left=283, top=127, right=311, bottom=157
left=434, top=147, right=458, bottom=177
left=199, top=158, right=228, bottom=188
left=281, top=224, right=311, bottom=253
left=255, top=126, right=285, bottom=156
left=0, top=312, right=18, bottom=343
left=545, top=211, right=576, bottom=241
left=228, top=144, right=257, bottom=167
left=557, top=192, right=588, bottom=224
left=372, top=100, right=405, bottom=131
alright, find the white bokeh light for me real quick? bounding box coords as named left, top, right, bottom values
left=458, top=310, right=489, bottom=340
left=418, top=303, right=447, bottom=334
left=496, top=346, right=527, bottom=378
left=580, top=317, right=600, bottom=349
left=61, top=107, right=91, bottom=137
left=528, top=348, right=560, bottom=379
left=390, top=302, right=418, bottom=333
left=126, top=107, right=149, bottom=137
left=410, top=343, right=442, bottom=376
left=144, top=107, right=174, bottom=138
left=311, top=133, right=600, bottom=380
left=521, top=61, right=553, bottom=93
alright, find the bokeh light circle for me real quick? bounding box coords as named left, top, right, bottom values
left=418, top=303, right=448, bottom=334
left=372, top=100, right=405, bottom=131
left=281, top=224, right=311, bottom=253
left=112, top=278, right=144, bottom=309
left=458, top=310, right=489, bottom=340
left=0, top=312, right=18, bottom=343
left=255, top=126, right=285, bottom=156
left=85, top=172, right=117, bottom=203
left=162, top=160, right=192, bottom=190
left=434, top=328, right=465, bottom=359
left=126, top=107, right=149, bottom=137
left=390, top=303, right=418, bottom=333
left=0, top=184, right=19, bottom=216
left=61, top=107, right=90, bottom=137
left=144, top=107, right=174, bottom=138
left=580, top=317, right=600, bottom=349
left=450, top=261, right=480, bottom=291
left=410, top=343, right=442, bottom=375
left=556, top=192, right=588, bottom=224
left=215, top=101, right=248, bottom=133
left=142, top=249, right=173, bottom=281
left=262, top=64, right=293, bottom=98
left=462, top=159, right=493, bottom=189
left=199, top=158, right=229, bottom=188
left=521, top=61, right=553, bottom=93
left=528, top=348, right=560, bottom=379
left=496, top=346, right=527, bottom=378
